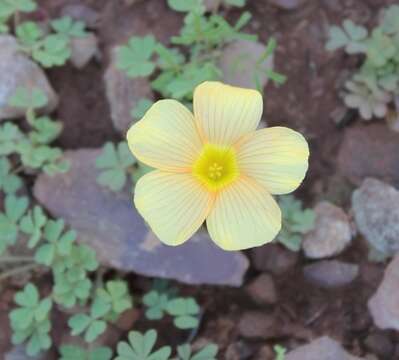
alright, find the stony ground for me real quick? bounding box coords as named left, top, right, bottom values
left=1, top=0, right=399, bottom=359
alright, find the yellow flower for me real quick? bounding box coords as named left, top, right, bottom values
left=127, top=82, right=309, bottom=251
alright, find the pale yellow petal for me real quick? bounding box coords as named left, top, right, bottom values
left=193, top=81, right=263, bottom=146
left=237, top=127, right=309, bottom=195
left=206, top=177, right=281, bottom=251
left=134, top=171, right=213, bottom=246
left=127, top=100, right=203, bottom=172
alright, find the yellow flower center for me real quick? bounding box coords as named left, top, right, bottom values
left=192, top=144, right=239, bottom=191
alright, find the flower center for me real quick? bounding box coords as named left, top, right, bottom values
left=192, top=144, right=239, bottom=191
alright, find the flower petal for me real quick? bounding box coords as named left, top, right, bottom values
left=134, top=171, right=214, bottom=246
left=127, top=100, right=203, bottom=172
left=237, top=127, right=309, bottom=195
left=206, top=177, right=281, bottom=251
left=193, top=81, right=263, bottom=146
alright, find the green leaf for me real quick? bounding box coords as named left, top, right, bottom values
left=274, top=345, right=287, bottom=360
left=0, top=0, right=36, bottom=18
left=32, top=34, right=71, bottom=68
left=0, top=122, right=24, bottom=156
left=5, top=194, right=29, bottom=222
left=14, top=283, right=39, bottom=307
left=8, top=86, right=48, bottom=110
left=0, top=157, right=22, bottom=194
left=115, top=329, right=171, bottom=360
left=20, top=205, right=47, bottom=248
left=68, top=313, right=91, bottom=336
left=225, top=0, right=245, bottom=6
left=59, top=345, right=113, bottom=360
left=84, top=320, right=106, bottom=342
left=16, top=21, right=43, bottom=45
left=29, top=116, right=63, bottom=144
left=116, top=35, right=157, bottom=78
left=35, top=243, right=55, bottom=265
left=96, top=142, right=136, bottom=192
left=167, top=0, right=204, bottom=13
left=177, top=343, right=218, bottom=360
left=51, top=16, right=87, bottom=37
left=381, top=4, right=399, bottom=35
left=326, top=20, right=367, bottom=53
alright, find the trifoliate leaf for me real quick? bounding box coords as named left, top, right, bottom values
left=177, top=343, right=218, bottom=360
left=51, top=16, right=87, bottom=37
left=116, top=35, right=157, bottom=78
left=32, top=34, right=71, bottom=67
left=8, top=87, right=48, bottom=110
left=0, top=157, right=23, bottom=194
left=0, top=0, right=37, bottom=18
left=20, top=205, right=47, bottom=248
left=115, top=329, right=171, bottom=360
left=15, top=21, right=43, bottom=45
left=59, top=345, right=113, bottom=360
left=29, top=116, right=63, bottom=144
left=0, top=122, right=24, bottom=156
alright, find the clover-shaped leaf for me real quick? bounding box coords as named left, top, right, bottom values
left=382, top=5, right=399, bottom=35
left=366, top=28, right=396, bottom=67
left=8, top=86, right=48, bottom=110
left=0, top=157, right=23, bottom=194
left=115, top=329, right=172, bottom=360
left=68, top=299, right=110, bottom=342
left=166, top=297, right=200, bottom=329
left=34, top=219, right=76, bottom=266
left=32, top=34, right=71, bottom=68
left=326, top=19, right=367, bottom=53
left=277, top=195, right=315, bottom=252
left=167, top=0, right=204, bottom=13
left=0, top=122, right=24, bottom=156
left=143, top=290, right=170, bottom=320
left=54, top=271, right=92, bottom=308
left=176, top=343, right=218, bottom=360
left=116, top=35, right=157, bottom=78
left=96, top=280, right=132, bottom=319
left=0, top=0, right=36, bottom=18
left=29, top=116, right=63, bottom=145
left=59, top=345, right=113, bottom=360
left=10, top=283, right=53, bottom=357
left=51, top=16, right=87, bottom=37
left=20, top=205, right=47, bottom=248
left=0, top=195, right=28, bottom=253
left=96, top=142, right=136, bottom=192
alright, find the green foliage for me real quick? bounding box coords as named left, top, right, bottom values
left=96, top=280, right=133, bottom=321
left=34, top=219, right=76, bottom=266
left=59, top=345, right=113, bottom=360
left=326, top=4, right=399, bottom=121
left=117, top=35, right=158, bottom=77
left=117, top=0, right=284, bottom=113
left=175, top=343, right=218, bottom=360
left=115, top=329, right=172, bottom=360
left=0, top=0, right=37, bottom=33
left=68, top=299, right=110, bottom=342
left=143, top=279, right=178, bottom=320
left=8, top=86, right=48, bottom=110
left=0, top=195, right=29, bottom=254
left=16, top=16, right=87, bottom=68
left=277, top=195, right=315, bottom=252
left=0, top=157, right=23, bottom=194
left=20, top=205, right=47, bottom=248
left=9, top=283, right=52, bottom=357
left=274, top=345, right=287, bottom=360
left=166, top=297, right=200, bottom=329
left=96, top=142, right=136, bottom=192
left=3, top=87, right=69, bottom=176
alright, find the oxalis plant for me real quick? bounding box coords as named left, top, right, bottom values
left=326, top=4, right=399, bottom=121
left=0, top=0, right=90, bottom=68
left=96, top=0, right=285, bottom=192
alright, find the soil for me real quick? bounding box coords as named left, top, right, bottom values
left=2, top=0, right=399, bottom=358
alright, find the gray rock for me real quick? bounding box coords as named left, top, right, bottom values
left=352, top=178, right=399, bottom=256
left=70, top=33, right=99, bottom=69
left=246, top=273, right=277, bottom=305
left=286, top=336, right=363, bottom=360
left=251, top=243, right=298, bottom=275
left=303, top=260, right=359, bottom=288
left=303, top=202, right=352, bottom=259
left=0, top=35, right=58, bottom=120
left=220, top=40, right=273, bottom=89
left=368, top=254, right=399, bottom=330
left=268, top=0, right=308, bottom=10
left=33, top=149, right=249, bottom=286
left=338, top=124, right=399, bottom=188
left=104, top=48, right=153, bottom=134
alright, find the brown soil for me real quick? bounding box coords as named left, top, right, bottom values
left=2, top=0, right=399, bottom=358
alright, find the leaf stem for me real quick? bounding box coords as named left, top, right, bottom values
left=0, top=255, right=35, bottom=263
left=0, top=263, right=40, bottom=281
